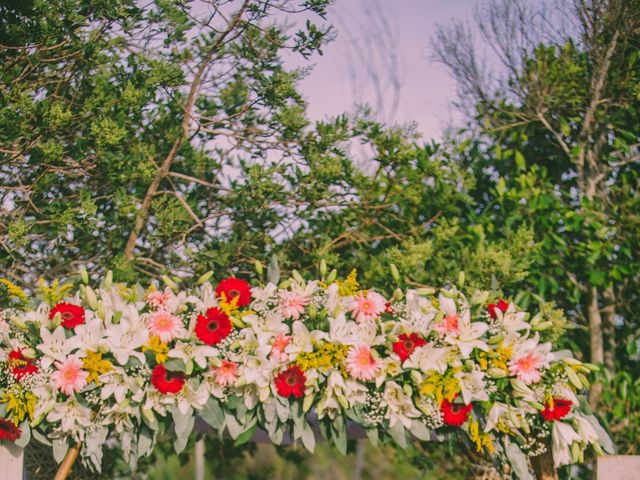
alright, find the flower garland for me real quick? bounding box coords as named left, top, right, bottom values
left=0, top=270, right=612, bottom=474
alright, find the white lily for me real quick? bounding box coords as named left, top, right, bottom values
left=168, top=341, right=218, bottom=369
left=100, top=367, right=141, bottom=403
left=455, top=369, right=489, bottom=404
left=403, top=344, right=450, bottom=374
left=552, top=421, right=582, bottom=467
left=67, top=316, right=107, bottom=354
left=37, top=326, right=75, bottom=369
left=383, top=381, right=421, bottom=428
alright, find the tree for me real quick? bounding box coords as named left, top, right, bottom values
left=0, top=0, right=333, bottom=283
left=432, top=0, right=640, bottom=394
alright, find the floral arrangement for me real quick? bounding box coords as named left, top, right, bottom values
left=0, top=267, right=613, bottom=476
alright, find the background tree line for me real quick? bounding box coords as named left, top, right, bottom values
left=1, top=0, right=638, bottom=478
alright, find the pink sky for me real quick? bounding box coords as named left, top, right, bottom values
left=292, top=0, right=476, bottom=139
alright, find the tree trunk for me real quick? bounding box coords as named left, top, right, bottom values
left=602, top=286, right=616, bottom=374
left=588, top=285, right=604, bottom=407
left=531, top=447, right=558, bottom=480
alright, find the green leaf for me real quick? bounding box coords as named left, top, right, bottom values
left=366, top=427, right=379, bottom=447
left=199, top=398, right=225, bottom=430
left=14, top=420, right=30, bottom=449
left=514, top=150, right=526, bottom=171
left=164, top=358, right=186, bottom=372
left=234, top=423, right=257, bottom=446
left=505, top=440, right=535, bottom=480
left=52, top=437, right=69, bottom=464
left=301, top=423, right=316, bottom=453
left=389, top=422, right=407, bottom=448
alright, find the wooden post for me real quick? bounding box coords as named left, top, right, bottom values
left=0, top=443, right=24, bottom=480
left=531, top=447, right=558, bottom=480
left=194, top=438, right=205, bottom=480
left=53, top=442, right=81, bottom=480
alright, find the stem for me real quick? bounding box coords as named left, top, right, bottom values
left=53, top=442, right=81, bottom=480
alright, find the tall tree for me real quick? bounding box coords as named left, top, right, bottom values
left=0, top=0, right=333, bottom=283
left=432, top=0, right=640, bottom=388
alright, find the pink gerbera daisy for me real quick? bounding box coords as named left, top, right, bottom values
left=279, top=291, right=309, bottom=320
left=348, top=291, right=386, bottom=323
left=271, top=333, right=292, bottom=362
left=146, top=289, right=172, bottom=309
left=346, top=344, right=380, bottom=381
left=213, top=360, right=238, bottom=387
left=51, top=355, right=89, bottom=396
left=508, top=351, right=546, bottom=384
left=435, top=314, right=460, bottom=336
left=146, top=310, right=186, bottom=343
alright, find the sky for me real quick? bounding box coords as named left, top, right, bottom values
left=290, top=0, right=477, bottom=139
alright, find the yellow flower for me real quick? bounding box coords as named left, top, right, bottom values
left=82, top=350, right=113, bottom=384
left=1, top=386, right=36, bottom=424
left=419, top=369, right=460, bottom=404
left=468, top=419, right=495, bottom=454
left=337, top=269, right=359, bottom=296
left=143, top=336, right=169, bottom=364
left=218, top=292, right=240, bottom=316
left=37, top=277, right=73, bottom=305
left=490, top=343, right=512, bottom=372
left=295, top=342, right=348, bottom=375
left=0, top=279, right=28, bottom=303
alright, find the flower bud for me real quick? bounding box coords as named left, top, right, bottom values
left=319, top=259, right=327, bottom=277
left=564, top=366, right=583, bottom=389
left=416, top=287, right=436, bottom=295
left=390, top=264, right=400, bottom=284
left=292, top=270, right=304, bottom=284
left=487, top=367, right=507, bottom=378
left=254, top=260, right=263, bottom=276
left=8, top=316, right=27, bottom=330
left=326, top=269, right=337, bottom=284
left=84, top=286, right=98, bottom=310
left=393, top=288, right=403, bottom=302
left=161, top=275, right=178, bottom=292
left=97, top=300, right=106, bottom=320
left=230, top=315, right=246, bottom=329
left=457, top=271, right=465, bottom=288
left=197, top=271, right=214, bottom=285
left=533, top=321, right=552, bottom=331
left=79, top=266, right=89, bottom=285
left=21, top=348, right=37, bottom=360
left=440, top=288, right=455, bottom=298
left=104, top=270, right=113, bottom=289
left=50, top=312, right=62, bottom=329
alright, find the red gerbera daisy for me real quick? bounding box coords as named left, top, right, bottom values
left=151, top=365, right=185, bottom=394
left=0, top=419, right=21, bottom=442
left=274, top=365, right=306, bottom=398
left=440, top=398, right=473, bottom=427
left=195, top=307, right=232, bottom=346
left=215, top=277, right=251, bottom=307
left=392, top=333, right=427, bottom=363
left=540, top=398, right=572, bottom=422
left=8, top=348, right=38, bottom=380
left=487, top=299, right=510, bottom=319
left=49, top=302, right=85, bottom=329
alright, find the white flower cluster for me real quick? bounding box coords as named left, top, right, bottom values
left=0, top=273, right=612, bottom=474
